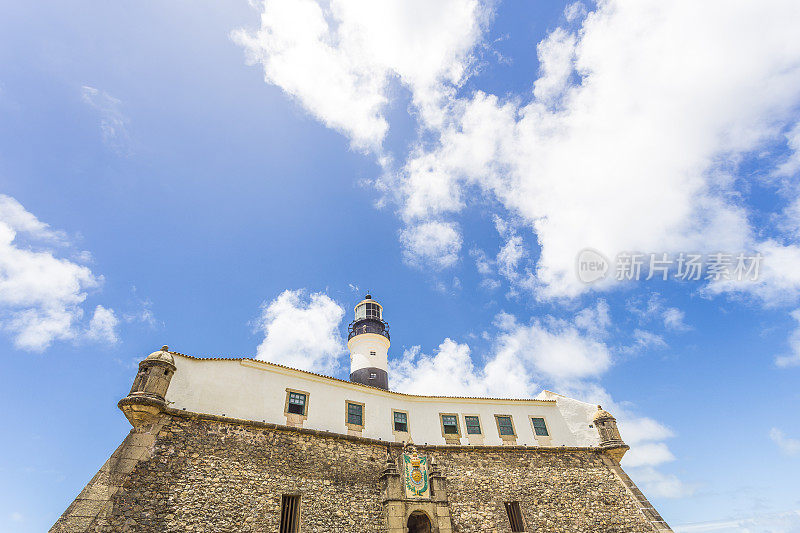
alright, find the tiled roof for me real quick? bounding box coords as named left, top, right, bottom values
left=167, top=350, right=555, bottom=403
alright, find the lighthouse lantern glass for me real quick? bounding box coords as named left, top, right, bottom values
left=355, top=302, right=381, bottom=321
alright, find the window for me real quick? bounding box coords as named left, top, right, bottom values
left=369, top=372, right=377, bottom=379
left=504, top=501, right=525, bottom=532
left=366, top=302, right=381, bottom=319
left=464, top=416, right=482, bottom=435
left=347, top=402, right=363, bottom=426
left=369, top=350, right=376, bottom=357
left=280, top=494, right=300, bottom=533
left=496, top=415, right=515, bottom=436
left=394, top=411, right=408, bottom=432
left=441, top=414, right=459, bottom=435
left=531, top=417, right=549, bottom=436
left=287, top=392, right=307, bottom=415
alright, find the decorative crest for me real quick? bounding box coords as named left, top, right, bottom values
left=402, top=443, right=430, bottom=499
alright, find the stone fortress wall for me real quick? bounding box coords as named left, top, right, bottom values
left=52, top=346, right=672, bottom=532
left=52, top=409, right=669, bottom=532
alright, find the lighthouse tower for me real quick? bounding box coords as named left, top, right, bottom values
left=347, top=294, right=390, bottom=390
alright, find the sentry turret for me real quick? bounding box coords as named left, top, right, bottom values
left=118, top=345, right=176, bottom=427
left=347, top=294, right=390, bottom=390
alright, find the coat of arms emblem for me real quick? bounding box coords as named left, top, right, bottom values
left=402, top=445, right=429, bottom=499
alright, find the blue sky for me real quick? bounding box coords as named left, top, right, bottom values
left=2, top=1, right=800, bottom=531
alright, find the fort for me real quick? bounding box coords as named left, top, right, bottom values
left=52, top=295, right=672, bottom=532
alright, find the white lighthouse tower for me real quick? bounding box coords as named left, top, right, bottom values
left=347, top=294, right=390, bottom=390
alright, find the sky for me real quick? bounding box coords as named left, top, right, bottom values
left=1, top=0, right=800, bottom=531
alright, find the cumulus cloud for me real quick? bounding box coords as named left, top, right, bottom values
left=390, top=0, right=800, bottom=299
left=0, top=195, right=66, bottom=243
left=81, top=86, right=131, bottom=155
left=391, top=339, right=488, bottom=397
left=495, top=312, right=612, bottom=383
left=706, top=241, right=800, bottom=306
left=623, top=442, right=675, bottom=468
left=0, top=195, right=116, bottom=351
left=532, top=27, right=576, bottom=105
left=391, top=304, right=686, bottom=497
left=255, top=289, right=345, bottom=373
left=769, top=427, right=800, bottom=456
left=399, top=221, right=462, bottom=270
left=392, top=306, right=613, bottom=398
left=233, top=0, right=490, bottom=150
left=86, top=305, right=119, bottom=344
left=238, top=0, right=800, bottom=303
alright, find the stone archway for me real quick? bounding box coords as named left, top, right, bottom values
left=407, top=511, right=432, bottom=533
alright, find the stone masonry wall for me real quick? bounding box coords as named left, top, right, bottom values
left=53, top=411, right=660, bottom=532
left=426, top=446, right=656, bottom=532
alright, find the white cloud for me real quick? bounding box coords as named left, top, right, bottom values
left=0, top=196, right=116, bottom=351
left=238, top=0, right=800, bottom=303
left=496, top=235, right=526, bottom=282
left=399, top=221, right=462, bottom=270
left=494, top=312, right=612, bottom=382
left=234, top=0, right=490, bottom=150
left=390, top=304, right=688, bottom=497
left=480, top=277, right=501, bottom=291
left=532, top=27, right=576, bottom=105
left=623, top=442, right=675, bottom=468
left=564, top=2, right=586, bottom=23
left=627, top=293, right=691, bottom=334
left=123, top=299, right=157, bottom=328
left=774, top=121, right=800, bottom=178
left=707, top=241, right=800, bottom=306
left=629, top=329, right=667, bottom=351
left=775, top=309, right=800, bottom=368
left=0, top=195, right=65, bottom=243
left=469, top=248, right=493, bottom=275
left=391, top=339, right=491, bottom=397
left=674, top=510, right=800, bottom=533
left=663, top=307, right=690, bottom=331
left=627, top=466, right=691, bottom=499
left=81, top=86, right=131, bottom=155
left=621, top=416, right=675, bottom=446
left=255, top=289, right=345, bottom=373
left=769, top=427, right=800, bottom=456
left=391, top=0, right=800, bottom=299
left=574, top=299, right=611, bottom=338
left=392, top=307, right=612, bottom=398
left=86, top=305, right=119, bottom=344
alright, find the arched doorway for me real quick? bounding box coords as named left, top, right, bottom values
left=407, top=511, right=432, bottom=533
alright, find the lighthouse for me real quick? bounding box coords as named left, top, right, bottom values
left=347, top=294, right=390, bottom=390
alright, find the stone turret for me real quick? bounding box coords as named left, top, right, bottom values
left=118, top=345, right=176, bottom=427
left=594, top=405, right=629, bottom=462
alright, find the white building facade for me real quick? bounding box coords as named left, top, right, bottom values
left=161, top=295, right=612, bottom=450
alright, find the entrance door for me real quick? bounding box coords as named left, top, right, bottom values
left=407, top=511, right=432, bottom=533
